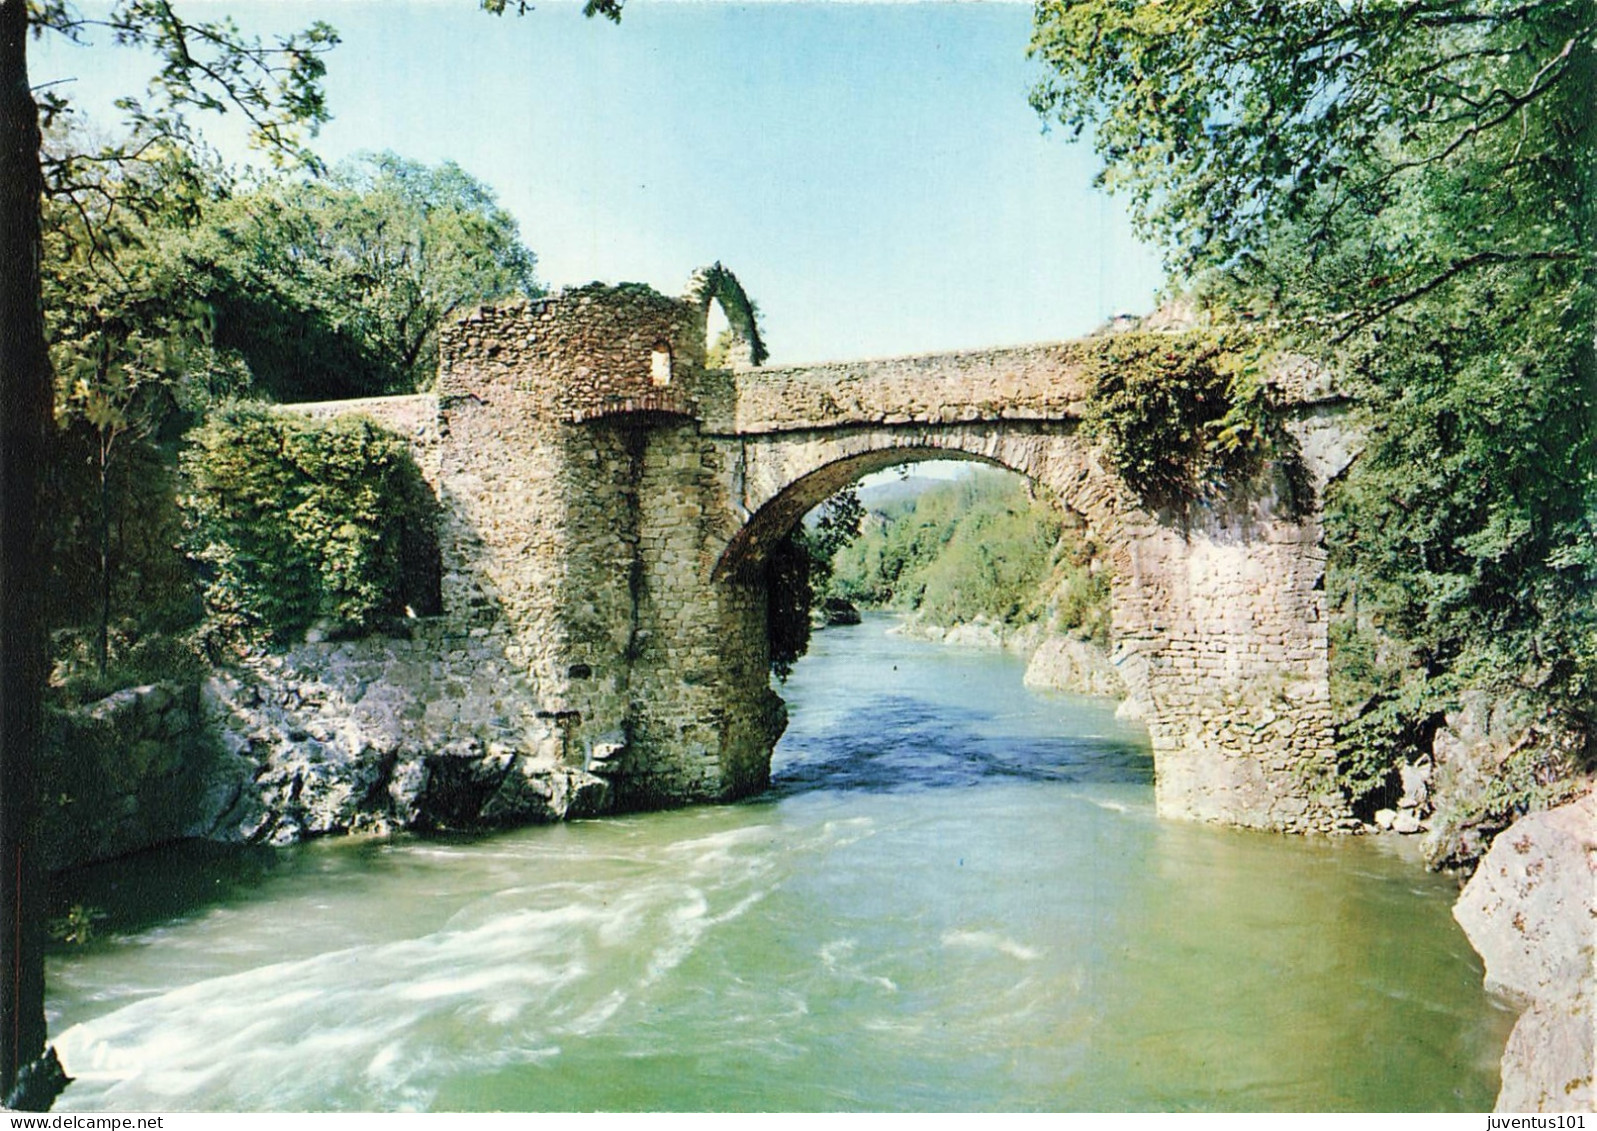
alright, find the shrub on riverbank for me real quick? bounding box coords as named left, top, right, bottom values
left=183, top=405, right=441, bottom=645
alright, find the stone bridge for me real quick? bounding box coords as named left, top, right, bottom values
left=326, top=271, right=1358, bottom=834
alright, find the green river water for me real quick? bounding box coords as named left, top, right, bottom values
left=45, top=614, right=1512, bottom=1111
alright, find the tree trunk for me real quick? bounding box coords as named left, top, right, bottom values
left=0, top=0, right=55, bottom=1105
left=97, top=437, right=110, bottom=680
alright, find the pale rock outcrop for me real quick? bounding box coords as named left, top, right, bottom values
left=1023, top=635, right=1127, bottom=699
left=204, top=623, right=610, bottom=846
left=1453, top=791, right=1596, bottom=1112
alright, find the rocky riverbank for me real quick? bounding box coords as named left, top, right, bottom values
left=39, top=619, right=608, bottom=871
left=888, top=613, right=1138, bottom=722
left=1454, top=791, right=1595, bottom=1112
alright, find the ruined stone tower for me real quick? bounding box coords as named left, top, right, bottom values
left=435, top=276, right=782, bottom=810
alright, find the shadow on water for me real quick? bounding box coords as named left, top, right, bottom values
left=765, top=692, right=1154, bottom=799
left=45, top=839, right=296, bottom=948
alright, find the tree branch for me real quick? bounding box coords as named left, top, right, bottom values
left=1332, top=249, right=1582, bottom=342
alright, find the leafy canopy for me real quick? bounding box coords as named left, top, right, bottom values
left=186, top=151, right=540, bottom=400
left=1031, top=0, right=1597, bottom=811
left=1031, top=1, right=1592, bottom=325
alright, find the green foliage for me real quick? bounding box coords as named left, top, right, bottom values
left=832, top=469, right=1101, bottom=634
left=46, top=906, right=99, bottom=947
left=1075, top=330, right=1273, bottom=507
left=48, top=630, right=207, bottom=708
left=41, top=129, right=540, bottom=409
left=806, top=487, right=865, bottom=588
left=187, top=152, right=540, bottom=400
left=183, top=405, right=441, bottom=644
left=765, top=532, right=814, bottom=683
left=1324, top=282, right=1597, bottom=804
left=767, top=487, right=863, bottom=680
left=40, top=130, right=244, bottom=419
left=481, top=0, right=625, bottom=21
left=1033, top=0, right=1597, bottom=818
left=1328, top=612, right=1442, bottom=808
left=38, top=139, right=242, bottom=676
left=914, top=498, right=1062, bottom=627
left=36, top=134, right=535, bottom=680
left=1030, top=1, right=1592, bottom=310
left=33, top=2, right=338, bottom=181
left=44, top=423, right=200, bottom=637
left=1050, top=538, right=1113, bottom=649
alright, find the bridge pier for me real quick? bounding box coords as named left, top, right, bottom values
left=430, top=276, right=1353, bottom=833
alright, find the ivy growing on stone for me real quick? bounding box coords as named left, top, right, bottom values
left=183, top=405, right=441, bottom=645
left=1075, top=329, right=1281, bottom=510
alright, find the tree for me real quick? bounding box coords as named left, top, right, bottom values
left=1030, top=1, right=1596, bottom=811
left=4, top=1, right=333, bottom=1105
left=1030, top=2, right=1592, bottom=318
left=3, top=1, right=629, bottom=1102
left=767, top=487, right=863, bottom=680
left=191, top=152, right=539, bottom=401
left=35, top=138, right=534, bottom=685
left=40, top=139, right=228, bottom=682
left=1, top=0, right=55, bottom=1105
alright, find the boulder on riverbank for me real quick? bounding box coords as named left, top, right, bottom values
left=1453, top=790, right=1595, bottom=1112
left=814, top=597, right=862, bottom=627
left=38, top=682, right=240, bottom=872
left=889, top=612, right=1131, bottom=705
left=204, top=622, right=612, bottom=846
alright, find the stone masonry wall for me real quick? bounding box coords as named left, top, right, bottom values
left=616, top=422, right=782, bottom=806
left=432, top=284, right=768, bottom=807
left=39, top=684, right=231, bottom=871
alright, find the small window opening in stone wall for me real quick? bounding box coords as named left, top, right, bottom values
left=568, top=663, right=593, bottom=680
left=650, top=342, right=673, bottom=388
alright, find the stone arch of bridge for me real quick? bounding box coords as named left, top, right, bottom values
left=697, top=425, right=1162, bottom=809
left=709, top=424, right=1147, bottom=586
left=693, top=422, right=1345, bottom=832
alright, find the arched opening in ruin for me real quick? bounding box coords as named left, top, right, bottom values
left=687, top=262, right=767, bottom=369
left=703, top=302, right=730, bottom=361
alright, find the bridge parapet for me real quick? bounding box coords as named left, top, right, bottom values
left=725, top=343, right=1094, bottom=435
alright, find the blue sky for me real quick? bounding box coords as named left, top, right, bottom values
left=32, top=1, right=1166, bottom=365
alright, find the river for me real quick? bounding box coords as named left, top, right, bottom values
left=44, top=613, right=1512, bottom=1111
